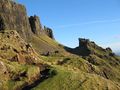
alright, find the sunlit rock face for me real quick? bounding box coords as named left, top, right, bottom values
left=29, top=16, right=55, bottom=39
left=0, top=0, right=32, bottom=40
left=29, top=15, right=44, bottom=35
left=0, top=0, right=55, bottom=41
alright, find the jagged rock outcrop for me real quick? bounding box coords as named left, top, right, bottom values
left=0, top=0, right=57, bottom=55
left=29, top=15, right=55, bottom=39
left=29, top=15, right=43, bottom=35
left=0, top=0, right=55, bottom=40
left=65, top=38, right=115, bottom=57
left=44, top=26, right=54, bottom=39
left=0, top=0, right=32, bottom=40
left=0, top=0, right=61, bottom=53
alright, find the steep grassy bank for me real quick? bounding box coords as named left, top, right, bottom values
left=32, top=65, right=120, bottom=90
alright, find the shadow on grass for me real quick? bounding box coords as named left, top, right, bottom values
left=22, top=68, right=57, bottom=90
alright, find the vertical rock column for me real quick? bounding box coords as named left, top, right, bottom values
left=29, top=15, right=43, bottom=35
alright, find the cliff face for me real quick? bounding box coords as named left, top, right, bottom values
left=65, top=38, right=114, bottom=56
left=0, top=0, right=32, bottom=40
left=44, top=26, right=54, bottom=39
left=29, top=16, right=55, bottom=39
left=0, top=0, right=55, bottom=41
left=29, top=15, right=44, bottom=35
left=77, top=38, right=114, bottom=57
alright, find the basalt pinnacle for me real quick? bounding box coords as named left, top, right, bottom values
left=0, top=0, right=55, bottom=41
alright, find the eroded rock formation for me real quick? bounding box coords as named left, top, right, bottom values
left=44, top=26, right=54, bottom=39
left=0, top=0, right=32, bottom=40
left=0, top=0, right=55, bottom=42
left=29, top=15, right=43, bottom=35
left=65, top=38, right=115, bottom=57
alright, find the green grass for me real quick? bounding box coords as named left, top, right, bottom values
left=28, top=34, right=67, bottom=57
left=0, top=30, right=42, bottom=89
left=28, top=35, right=59, bottom=54
left=1, top=60, right=41, bottom=90
left=0, top=30, right=120, bottom=90
left=41, top=55, right=120, bottom=83
left=32, top=65, right=120, bottom=90
left=31, top=54, right=120, bottom=90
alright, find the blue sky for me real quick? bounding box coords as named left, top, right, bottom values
left=18, top=0, right=120, bottom=52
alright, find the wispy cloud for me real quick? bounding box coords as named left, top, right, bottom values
left=55, top=18, right=120, bottom=28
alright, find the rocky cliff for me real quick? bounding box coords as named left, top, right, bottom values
left=0, top=0, right=54, bottom=41
left=29, top=15, right=54, bottom=39
left=65, top=38, right=114, bottom=57
left=78, top=38, right=115, bottom=57
left=44, top=26, right=54, bottom=39
left=0, top=0, right=57, bottom=55
left=29, top=15, right=43, bottom=35
left=0, top=0, right=32, bottom=40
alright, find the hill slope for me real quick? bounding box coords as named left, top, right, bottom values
left=0, top=30, right=48, bottom=90
left=32, top=66, right=120, bottom=90
left=0, top=0, right=65, bottom=55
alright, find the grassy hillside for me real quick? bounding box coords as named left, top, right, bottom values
left=32, top=63, right=120, bottom=90
left=0, top=30, right=46, bottom=90
left=0, top=30, right=120, bottom=90
left=28, top=34, right=67, bottom=56
left=16, top=31, right=120, bottom=89
left=29, top=54, right=120, bottom=90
